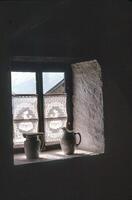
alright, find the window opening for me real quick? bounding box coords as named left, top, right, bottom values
left=11, top=71, right=67, bottom=149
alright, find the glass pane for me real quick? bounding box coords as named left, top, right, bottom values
left=44, top=95, right=67, bottom=118
left=12, top=96, right=38, bottom=120
left=43, top=72, right=65, bottom=94
left=11, top=72, right=36, bottom=94
left=13, top=120, right=38, bottom=145
left=43, top=71, right=67, bottom=143
left=45, top=118, right=67, bottom=143
left=44, top=94, right=67, bottom=143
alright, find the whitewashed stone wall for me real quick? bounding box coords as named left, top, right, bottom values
left=72, top=60, right=104, bottom=153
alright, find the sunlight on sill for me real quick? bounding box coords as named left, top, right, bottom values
left=14, top=149, right=99, bottom=165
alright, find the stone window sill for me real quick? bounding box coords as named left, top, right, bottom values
left=14, top=149, right=99, bottom=166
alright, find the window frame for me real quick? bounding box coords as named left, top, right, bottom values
left=10, top=62, right=73, bottom=154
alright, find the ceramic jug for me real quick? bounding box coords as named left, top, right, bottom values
left=60, top=127, right=81, bottom=155
left=23, top=132, right=43, bottom=160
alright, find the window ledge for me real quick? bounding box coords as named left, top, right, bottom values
left=14, top=149, right=99, bottom=166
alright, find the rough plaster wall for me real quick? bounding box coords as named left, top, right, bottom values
left=72, top=60, right=104, bottom=153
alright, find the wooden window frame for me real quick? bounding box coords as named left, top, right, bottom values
left=11, top=62, right=73, bottom=154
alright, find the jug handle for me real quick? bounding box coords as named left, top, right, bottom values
left=39, top=134, right=45, bottom=151
left=75, top=132, right=81, bottom=146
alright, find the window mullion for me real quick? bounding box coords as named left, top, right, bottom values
left=36, top=72, right=45, bottom=149
left=65, top=68, right=73, bottom=130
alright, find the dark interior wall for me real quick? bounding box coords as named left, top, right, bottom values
left=0, top=0, right=131, bottom=200
left=103, top=67, right=132, bottom=155
left=10, top=0, right=132, bottom=65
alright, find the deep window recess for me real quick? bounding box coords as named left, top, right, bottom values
left=11, top=71, right=67, bottom=151
left=11, top=60, right=104, bottom=165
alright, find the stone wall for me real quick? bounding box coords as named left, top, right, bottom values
left=72, top=60, right=104, bottom=153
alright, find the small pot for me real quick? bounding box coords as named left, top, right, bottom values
left=23, top=133, right=43, bottom=160
left=60, top=128, right=81, bottom=155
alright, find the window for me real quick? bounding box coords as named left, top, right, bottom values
left=11, top=71, right=67, bottom=150
left=11, top=60, right=104, bottom=165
